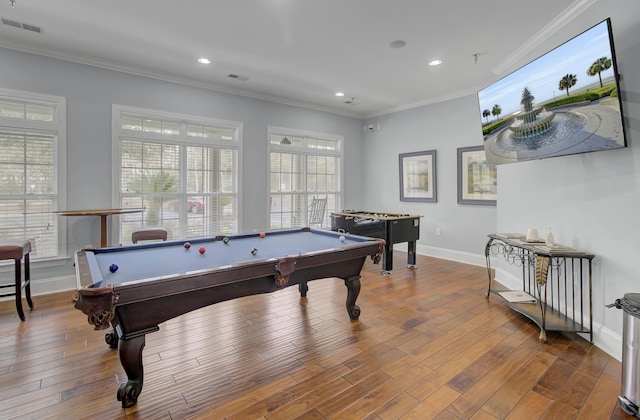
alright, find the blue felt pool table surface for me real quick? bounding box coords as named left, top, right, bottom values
left=85, top=228, right=374, bottom=287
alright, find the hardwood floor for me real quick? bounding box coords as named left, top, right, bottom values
left=0, top=253, right=632, bottom=419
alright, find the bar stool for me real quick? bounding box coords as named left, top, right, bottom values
left=132, top=227, right=168, bottom=244
left=0, top=240, right=33, bottom=321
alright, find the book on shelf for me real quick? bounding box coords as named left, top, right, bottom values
left=535, top=244, right=584, bottom=254
left=498, top=290, right=537, bottom=303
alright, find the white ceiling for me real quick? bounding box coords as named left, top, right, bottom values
left=0, top=0, right=626, bottom=119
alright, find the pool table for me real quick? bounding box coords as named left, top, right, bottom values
left=74, top=227, right=383, bottom=408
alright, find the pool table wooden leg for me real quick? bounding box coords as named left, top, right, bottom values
left=117, top=335, right=146, bottom=408
left=105, top=329, right=119, bottom=348
left=344, top=275, right=361, bottom=320
left=298, top=280, right=308, bottom=297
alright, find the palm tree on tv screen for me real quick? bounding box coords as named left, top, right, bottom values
left=482, top=109, right=491, bottom=124
left=558, top=74, right=577, bottom=97
left=491, top=104, right=502, bottom=121
left=587, top=57, right=612, bottom=88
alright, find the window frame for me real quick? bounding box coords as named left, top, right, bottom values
left=111, top=105, right=243, bottom=243
left=267, top=125, right=343, bottom=229
left=0, top=88, right=67, bottom=264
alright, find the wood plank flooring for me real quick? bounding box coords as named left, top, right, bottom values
left=0, top=253, right=633, bottom=419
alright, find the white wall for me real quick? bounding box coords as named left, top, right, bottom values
left=496, top=2, right=640, bottom=360
left=0, top=47, right=365, bottom=288
left=361, top=95, right=496, bottom=265
left=360, top=1, right=640, bottom=359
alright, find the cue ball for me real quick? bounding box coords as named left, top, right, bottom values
left=199, top=247, right=206, bottom=254
left=259, top=232, right=266, bottom=238
left=251, top=248, right=258, bottom=255
left=109, top=263, right=118, bottom=273
left=184, top=242, right=191, bottom=249
left=223, top=237, right=230, bottom=244
left=339, top=235, right=346, bottom=242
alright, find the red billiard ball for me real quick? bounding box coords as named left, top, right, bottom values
left=199, top=247, right=206, bottom=254
left=259, top=232, right=266, bottom=238
left=184, top=242, right=191, bottom=249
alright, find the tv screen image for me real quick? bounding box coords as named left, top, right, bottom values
left=478, top=18, right=627, bottom=165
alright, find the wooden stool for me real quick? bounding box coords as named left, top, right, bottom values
left=0, top=240, right=33, bottom=321
left=132, top=227, right=168, bottom=244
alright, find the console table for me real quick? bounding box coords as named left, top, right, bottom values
left=485, top=233, right=594, bottom=343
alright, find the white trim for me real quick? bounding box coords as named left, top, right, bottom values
left=491, top=0, right=598, bottom=76
left=0, top=87, right=68, bottom=259
left=111, top=104, right=243, bottom=241
left=266, top=125, right=344, bottom=229
left=412, top=243, right=487, bottom=268
left=0, top=274, right=76, bottom=302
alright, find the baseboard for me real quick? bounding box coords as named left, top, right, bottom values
left=0, top=274, right=76, bottom=302
left=33, top=274, right=77, bottom=295
left=396, top=243, right=487, bottom=267
left=590, top=322, right=622, bottom=361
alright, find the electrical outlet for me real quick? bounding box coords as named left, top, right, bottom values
left=435, top=228, right=441, bottom=236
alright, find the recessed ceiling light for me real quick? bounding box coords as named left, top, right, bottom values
left=428, top=60, right=442, bottom=66
left=198, top=58, right=211, bottom=64
left=335, top=92, right=345, bottom=97
left=389, top=40, right=406, bottom=48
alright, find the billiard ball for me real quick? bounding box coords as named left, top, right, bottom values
left=199, top=247, right=206, bottom=254
left=223, top=237, right=230, bottom=244
left=184, top=242, right=191, bottom=249
left=339, top=235, right=346, bottom=242
left=259, top=232, right=266, bottom=238
left=251, top=248, right=258, bottom=255
left=109, top=263, right=118, bottom=273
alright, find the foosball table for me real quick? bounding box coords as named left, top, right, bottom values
left=331, top=210, right=422, bottom=273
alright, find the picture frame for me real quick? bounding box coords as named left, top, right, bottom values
left=457, top=146, right=497, bottom=205
left=399, top=150, right=437, bottom=202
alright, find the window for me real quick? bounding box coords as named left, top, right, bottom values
left=113, top=106, right=241, bottom=243
left=0, top=89, right=66, bottom=259
left=268, top=126, right=342, bottom=229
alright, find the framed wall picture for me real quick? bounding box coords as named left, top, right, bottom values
left=457, top=146, right=497, bottom=205
left=399, top=150, right=437, bottom=202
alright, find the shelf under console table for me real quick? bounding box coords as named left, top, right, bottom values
left=484, top=233, right=594, bottom=343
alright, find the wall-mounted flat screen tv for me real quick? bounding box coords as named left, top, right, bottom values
left=478, top=18, right=627, bottom=165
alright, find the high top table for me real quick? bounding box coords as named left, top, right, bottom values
left=56, top=208, right=145, bottom=248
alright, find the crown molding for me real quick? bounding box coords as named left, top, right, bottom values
left=0, top=42, right=365, bottom=120
left=491, top=0, right=598, bottom=77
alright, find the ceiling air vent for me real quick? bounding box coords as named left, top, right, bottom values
left=1, top=18, right=21, bottom=28
left=1, top=17, right=42, bottom=33
left=228, top=74, right=249, bottom=81
left=21, top=23, right=41, bottom=33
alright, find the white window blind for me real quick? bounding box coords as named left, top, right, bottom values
left=268, top=128, right=342, bottom=229
left=114, top=106, right=240, bottom=243
left=0, top=90, right=65, bottom=259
